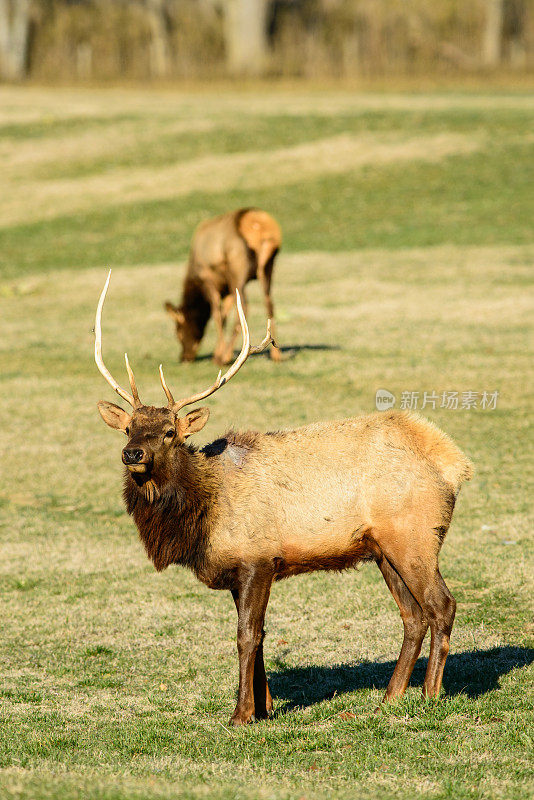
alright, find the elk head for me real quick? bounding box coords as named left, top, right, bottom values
left=164, top=301, right=202, bottom=363
left=95, top=272, right=274, bottom=501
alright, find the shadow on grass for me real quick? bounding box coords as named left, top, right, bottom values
left=269, top=646, right=533, bottom=711
left=193, top=344, right=341, bottom=363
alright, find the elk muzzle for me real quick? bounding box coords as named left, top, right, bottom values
left=122, top=446, right=153, bottom=473
left=180, top=341, right=201, bottom=363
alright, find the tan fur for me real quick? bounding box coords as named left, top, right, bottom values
left=192, top=209, right=281, bottom=288
left=165, top=208, right=282, bottom=364
left=196, top=411, right=472, bottom=587
left=237, top=209, right=282, bottom=274
left=398, top=412, right=474, bottom=494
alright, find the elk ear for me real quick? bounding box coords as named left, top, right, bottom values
left=177, top=407, right=210, bottom=439
left=97, top=401, right=131, bottom=432
left=164, top=302, right=185, bottom=324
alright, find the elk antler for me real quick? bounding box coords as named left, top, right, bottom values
left=160, top=290, right=275, bottom=413
left=94, top=270, right=142, bottom=408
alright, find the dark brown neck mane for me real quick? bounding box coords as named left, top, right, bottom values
left=181, top=277, right=211, bottom=343
left=123, top=446, right=218, bottom=574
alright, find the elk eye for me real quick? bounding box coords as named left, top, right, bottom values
left=164, top=429, right=175, bottom=441
left=125, top=427, right=130, bottom=435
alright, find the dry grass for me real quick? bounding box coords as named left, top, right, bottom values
left=1, top=86, right=534, bottom=126
left=0, top=118, right=217, bottom=173
left=1, top=131, right=481, bottom=227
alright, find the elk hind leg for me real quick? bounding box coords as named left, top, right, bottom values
left=377, top=554, right=429, bottom=702
left=419, top=571, right=456, bottom=698
left=395, top=563, right=456, bottom=699
left=377, top=537, right=456, bottom=700
left=257, top=248, right=281, bottom=362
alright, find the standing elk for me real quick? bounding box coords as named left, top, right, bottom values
left=164, top=208, right=282, bottom=365
left=96, top=273, right=473, bottom=726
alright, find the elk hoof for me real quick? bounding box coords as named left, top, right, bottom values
left=213, top=352, right=230, bottom=366
left=229, top=711, right=256, bottom=726
left=253, top=708, right=272, bottom=721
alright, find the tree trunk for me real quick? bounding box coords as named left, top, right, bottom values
left=146, top=0, right=170, bottom=78
left=223, top=0, right=269, bottom=75
left=483, top=0, right=504, bottom=66
left=0, top=0, right=31, bottom=81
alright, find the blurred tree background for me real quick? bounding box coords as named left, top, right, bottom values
left=0, top=0, right=532, bottom=82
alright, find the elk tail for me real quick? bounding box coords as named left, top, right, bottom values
left=403, top=412, right=474, bottom=495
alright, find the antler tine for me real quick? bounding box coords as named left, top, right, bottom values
left=170, top=368, right=223, bottom=413
left=249, top=318, right=276, bottom=354
left=124, top=353, right=141, bottom=407
left=159, top=364, right=175, bottom=407
left=94, top=270, right=136, bottom=408
left=170, top=289, right=273, bottom=414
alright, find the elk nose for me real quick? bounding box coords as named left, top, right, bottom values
left=122, top=448, right=144, bottom=465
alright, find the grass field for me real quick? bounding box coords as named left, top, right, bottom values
left=0, top=86, right=533, bottom=800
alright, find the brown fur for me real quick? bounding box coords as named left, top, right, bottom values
left=165, top=208, right=282, bottom=364
left=99, top=399, right=473, bottom=725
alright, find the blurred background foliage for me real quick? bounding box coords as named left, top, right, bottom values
left=0, top=0, right=532, bottom=83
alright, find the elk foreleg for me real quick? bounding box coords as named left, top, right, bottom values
left=221, top=288, right=248, bottom=365
left=230, top=564, right=273, bottom=726
left=231, top=587, right=273, bottom=720
left=205, top=284, right=227, bottom=365
left=221, top=294, right=235, bottom=326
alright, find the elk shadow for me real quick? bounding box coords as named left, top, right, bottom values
left=268, top=646, right=533, bottom=712
left=276, top=344, right=342, bottom=360
left=195, top=344, right=341, bottom=363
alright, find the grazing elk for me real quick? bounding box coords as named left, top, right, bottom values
left=96, top=273, right=472, bottom=726
left=164, top=208, right=282, bottom=365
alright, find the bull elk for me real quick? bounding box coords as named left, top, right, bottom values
left=96, top=273, right=473, bottom=725
left=164, top=208, right=282, bottom=365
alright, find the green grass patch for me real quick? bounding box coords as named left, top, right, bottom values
left=0, top=113, right=142, bottom=142
left=27, top=107, right=534, bottom=182
left=0, top=142, right=531, bottom=280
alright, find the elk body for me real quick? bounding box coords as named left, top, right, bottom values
left=96, top=274, right=473, bottom=726
left=165, top=208, right=282, bottom=365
